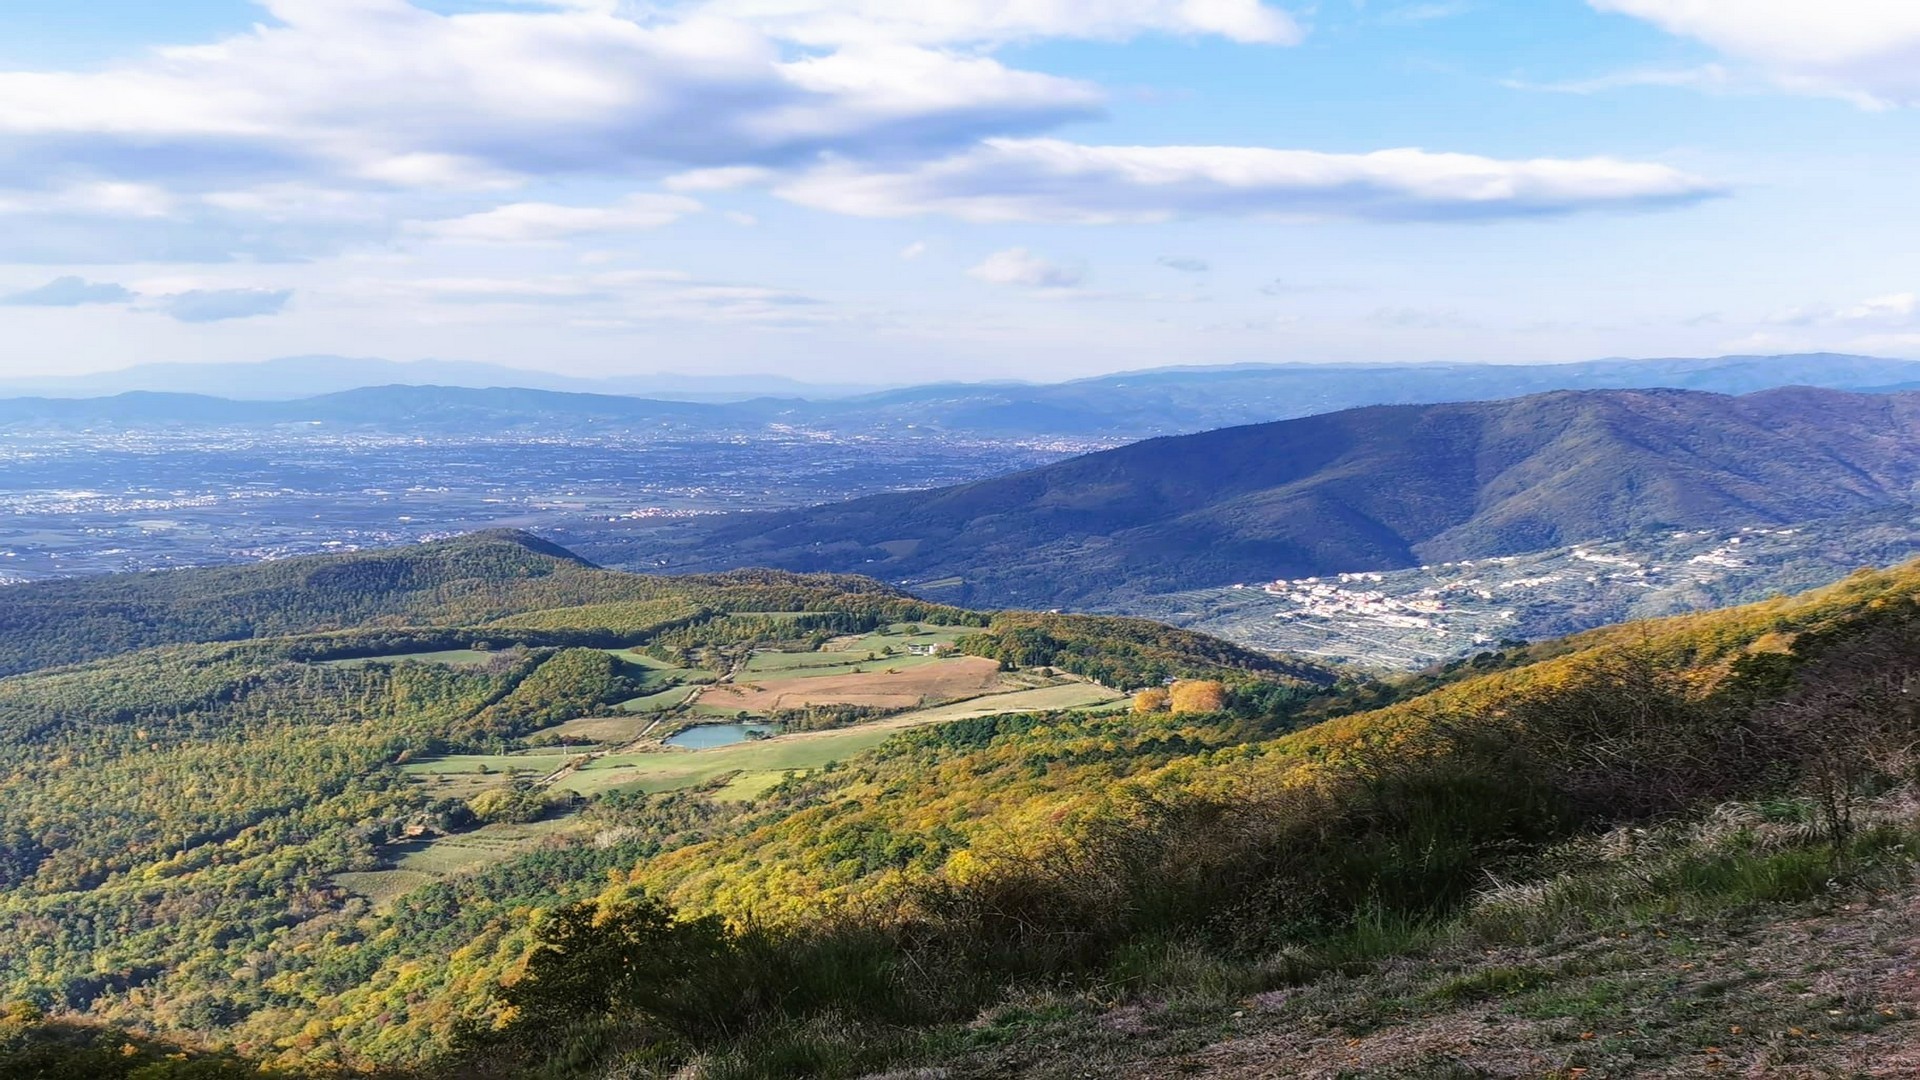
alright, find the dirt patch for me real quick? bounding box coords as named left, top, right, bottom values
left=700, top=656, right=1004, bottom=714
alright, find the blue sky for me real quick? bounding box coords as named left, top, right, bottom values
left=1, top=0, right=1918, bottom=383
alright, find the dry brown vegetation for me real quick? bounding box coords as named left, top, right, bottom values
left=697, top=655, right=1004, bottom=713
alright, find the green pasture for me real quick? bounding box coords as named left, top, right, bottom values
left=556, top=725, right=903, bottom=797
left=330, top=869, right=438, bottom=909
left=391, top=817, right=589, bottom=876
left=403, top=752, right=579, bottom=777
left=617, top=685, right=700, bottom=713
left=535, top=713, right=660, bottom=744
left=559, top=678, right=1122, bottom=798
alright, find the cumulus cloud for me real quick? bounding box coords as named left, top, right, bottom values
left=1589, top=0, right=1920, bottom=107
left=692, top=0, right=1304, bottom=46
left=159, top=288, right=293, bottom=322
left=665, top=166, right=779, bottom=192
left=0, top=276, right=136, bottom=307
left=0, top=1, right=1103, bottom=194
left=1833, top=292, right=1917, bottom=322
left=0, top=182, right=177, bottom=219
left=771, top=138, right=1725, bottom=223
left=968, top=248, right=1087, bottom=288
left=1157, top=255, right=1209, bottom=272
left=411, top=194, right=703, bottom=242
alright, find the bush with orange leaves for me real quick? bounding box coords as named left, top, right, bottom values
left=1132, top=687, right=1171, bottom=714
left=1168, top=679, right=1228, bottom=714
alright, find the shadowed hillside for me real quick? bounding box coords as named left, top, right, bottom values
left=571, top=387, right=1920, bottom=608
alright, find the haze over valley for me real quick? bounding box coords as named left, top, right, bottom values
left=10, top=358, right=1920, bottom=669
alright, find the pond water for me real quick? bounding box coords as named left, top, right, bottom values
left=664, top=722, right=783, bottom=749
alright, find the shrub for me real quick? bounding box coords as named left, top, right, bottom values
left=467, top=782, right=557, bottom=824
left=1132, top=687, right=1170, bottom=714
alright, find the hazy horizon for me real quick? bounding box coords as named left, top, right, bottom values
left=7, top=349, right=1917, bottom=401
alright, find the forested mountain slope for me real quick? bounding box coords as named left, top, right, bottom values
left=0, top=530, right=933, bottom=678
left=5, top=535, right=1920, bottom=1079
left=571, top=386, right=1920, bottom=608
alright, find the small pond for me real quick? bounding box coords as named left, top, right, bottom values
left=664, top=722, right=783, bottom=749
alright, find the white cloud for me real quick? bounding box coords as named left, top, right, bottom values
left=898, top=240, right=928, bottom=260
left=157, top=287, right=294, bottom=323
left=0, top=182, right=178, bottom=218
left=771, top=137, right=1725, bottom=223
left=1775, top=292, right=1919, bottom=326
left=410, top=194, right=703, bottom=242
left=665, top=166, right=779, bottom=192
left=1589, top=0, right=1920, bottom=107
left=1157, top=255, right=1209, bottom=272
left=968, top=247, right=1087, bottom=288
left=0, top=1, right=1103, bottom=195
left=1505, top=64, right=1734, bottom=96
left=0, top=277, right=136, bottom=307
left=1836, top=292, right=1917, bottom=322
left=691, top=0, right=1303, bottom=46
left=378, top=269, right=830, bottom=323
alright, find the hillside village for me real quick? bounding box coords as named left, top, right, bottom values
left=1133, top=511, right=1920, bottom=669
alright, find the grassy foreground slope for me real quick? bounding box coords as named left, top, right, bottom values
left=7, top=534, right=1920, bottom=1078
left=442, top=560, right=1920, bottom=1079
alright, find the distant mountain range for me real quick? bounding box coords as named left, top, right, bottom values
left=6, top=353, right=1920, bottom=440
left=0, top=385, right=730, bottom=431
left=560, top=387, right=1920, bottom=609
left=0, top=355, right=883, bottom=402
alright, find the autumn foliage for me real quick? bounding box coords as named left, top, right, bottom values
left=1130, top=679, right=1229, bottom=714
left=1168, top=679, right=1228, bottom=714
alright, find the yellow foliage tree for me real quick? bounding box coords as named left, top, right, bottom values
left=1132, top=687, right=1171, bottom=713
left=1168, top=679, right=1228, bottom=715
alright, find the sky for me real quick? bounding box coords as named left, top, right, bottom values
left=2, top=0, right=1919, bottom=383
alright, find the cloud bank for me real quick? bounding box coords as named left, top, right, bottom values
left=1591, top=0, right=1920, bottom=107
left=1, top=277, right=136, bottom=307
left=159, top=288, right=294, bottom=323
left=771, top=138, right=1725, bottom=223
left=692, top=0, right=1303, bottom=46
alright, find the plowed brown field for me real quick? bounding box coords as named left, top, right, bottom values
left=698, top=655, right=1003, bottom=713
